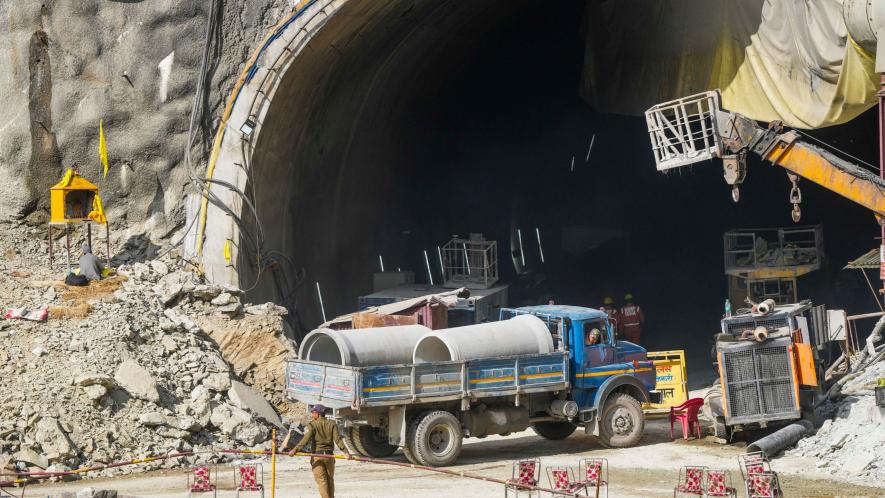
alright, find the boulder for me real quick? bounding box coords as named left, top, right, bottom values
left=114, top=359, right=160, bottom=403
left=149, top=260, right=169, bottom=276
left=210, top=293, right=233, bottom=306
left=137, top=412, right=166, bottom=427
left=175, top=416, right=202, bottom=433
left=83, top=384, right=108, bottom=402
left=14, top=446, right=49, bottom=469
left=191, top=285, right=224, bottom=301
left=209, top=403, right=252, bottom=435
left=216, top=303, right=243, bottom=317
left=202, top=373, right=230, bottom=392
left=34, top=418, right=77, bottom=461
left=231, top=423, right=270, bottom=446
left=245, top=303, right=288, bottom=316
left=228, top=380, right=283, bottom=428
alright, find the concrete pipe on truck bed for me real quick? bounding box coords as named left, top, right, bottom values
left=299, top=325, right=431, bottom=366
left=413, top=314, right=553, bottom=363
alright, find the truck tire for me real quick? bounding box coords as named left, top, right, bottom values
left=401, top=411, right=426, bottom=465
left=531, top=421, right=577, bottom=440
left=344, top=427, right=365, bottom=457
left=411, top=411, right=463, bottom=467
left=597, top=393, right=644, bottom=448
left=353, top=425, right=398, bottom=458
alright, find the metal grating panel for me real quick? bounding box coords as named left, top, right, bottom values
left=722, top=340, right=796, bottom=423
left=725, top=316, right=789, bottom=337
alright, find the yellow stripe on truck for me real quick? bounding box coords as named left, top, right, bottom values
left=576, top=367, right=652, bottom=378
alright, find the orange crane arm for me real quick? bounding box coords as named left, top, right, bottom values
left=759, top=131, right=885, bottom=217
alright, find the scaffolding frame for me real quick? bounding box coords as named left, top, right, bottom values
left=441, top=234, right=498, bottom=289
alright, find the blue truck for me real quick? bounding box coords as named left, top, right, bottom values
left=285, top=305, right=659, bottom=466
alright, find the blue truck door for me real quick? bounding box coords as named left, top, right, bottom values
left=578, top=318, right=616, bottom=390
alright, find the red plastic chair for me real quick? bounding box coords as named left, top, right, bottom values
left=670, top=398, right=704, bottom=440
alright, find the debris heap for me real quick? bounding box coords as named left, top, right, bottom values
left=788, top=358, right=885, bottom=484
left=0, top=221, right=297, bottom=479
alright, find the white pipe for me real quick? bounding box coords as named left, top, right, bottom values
left=413, top=314, right=553, bottom=363
left=517, top=229, right=526, bottom=267
left=300, top=325, right=431, bottom=366
left=535, top=227, right=545, bottom=263
left=378, top=254, right=385, bottom=272
left=437, top=246, right=445, bottom=282
left=423, top=249, right=434, bottom=285
left=315, top=282, right=326, bottom=322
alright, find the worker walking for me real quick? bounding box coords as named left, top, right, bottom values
left=619, top=293, right=645, bottom=344
left=290, top=404, right=352, bottom=498
left=599, top=296, right=621, bottom=337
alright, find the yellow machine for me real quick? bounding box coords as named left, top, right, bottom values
left=642, top=350, right=688, bottom=413
left=48, top=168, right=110, bottom=269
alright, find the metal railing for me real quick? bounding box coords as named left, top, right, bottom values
left=644, top=91, right=723, bottom=171
left=724, top=226, right=823, bottom=273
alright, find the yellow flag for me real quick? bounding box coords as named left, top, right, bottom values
left=99, top=119, right=109, bottom=179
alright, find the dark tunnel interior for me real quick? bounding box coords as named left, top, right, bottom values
left=243, top=0, right=881, bottom=378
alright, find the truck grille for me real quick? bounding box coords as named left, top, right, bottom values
left=721, top=338, right=797, bottom=424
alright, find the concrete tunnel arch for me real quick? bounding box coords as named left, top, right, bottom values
left=188, top=0, right=583, bottom=331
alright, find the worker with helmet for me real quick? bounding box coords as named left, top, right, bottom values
left=619, top=293, right=645, bottom=344
left=290, top=404, right=352, bottom=498
left=599, top=296, right=621, bottom=337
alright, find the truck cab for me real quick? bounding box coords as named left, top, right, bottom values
left=501, top=305, right=658, bottom=446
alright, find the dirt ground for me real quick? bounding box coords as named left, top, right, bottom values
left=22, top=419, right=884, bottom=498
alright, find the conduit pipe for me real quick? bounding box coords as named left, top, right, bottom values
left=746, top=420, right=814, bottom=456
left=413, top=314, right=553, bottom=363
left=299, top=325, right=430, bottom=366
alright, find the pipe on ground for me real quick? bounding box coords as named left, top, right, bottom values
left=746, top=420, right=814, bottom=456
left=299, top=325, right=430, bottom=366
left=412, top=314, right=553, bottom=363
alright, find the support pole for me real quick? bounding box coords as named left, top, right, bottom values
left=106, top=223, right=111, bottom=268
left=64, top=224, right=71, bottom=272
left=87, top=223, right=92, bottom=252
left=876, top=73, right=885, bottom=298
left=48, top=225, right=53, bottom=267
left=271, top=428, right=277, bottom=498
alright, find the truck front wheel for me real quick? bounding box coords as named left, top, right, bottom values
left=597, top=393, right=644, bottom=448
left=531, top=421, right=577, bottom=440
left=353, top=425, right=398, bottom=458
left=411, top=411, right=463, bottom=467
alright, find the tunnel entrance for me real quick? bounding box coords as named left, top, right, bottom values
left=222, top=0, right=879, bottom=370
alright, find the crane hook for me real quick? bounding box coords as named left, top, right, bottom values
left=788, top=173, right=802, bottom=222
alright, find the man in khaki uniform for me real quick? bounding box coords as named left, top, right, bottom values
left=290, top=404, right=351, bottom=498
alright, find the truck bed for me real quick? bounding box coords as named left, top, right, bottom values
left=286, top=352, right=569, bottom=409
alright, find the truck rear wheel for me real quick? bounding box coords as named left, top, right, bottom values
left=401, top=411, right=426, bottom=465
left=411, top=411, right=463, bottom=467
left=352, top=425, right=398, bottom=458
left=344, top=427, right=364, bottom=457
left=531, top=421, right=577, bottom=440
left=597, top=393, right=644, bottom=448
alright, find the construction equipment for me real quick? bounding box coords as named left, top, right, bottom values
left=286, top=305, right=659, bottom=466
left=644, top=90, right=885, bottom=220
left=708, top=302, right=835, bottom=440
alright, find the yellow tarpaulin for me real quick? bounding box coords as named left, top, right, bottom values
left=581, top=0, right=877, bottom=129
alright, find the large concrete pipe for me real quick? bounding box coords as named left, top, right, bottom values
left=746, top=420, right=815, bottom=456
left=299, top=325, right=431, bottom=367
left=413, top=314, right=553, bottom=363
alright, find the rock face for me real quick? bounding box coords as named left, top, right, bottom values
left=0, top=2, right=292, bottom=235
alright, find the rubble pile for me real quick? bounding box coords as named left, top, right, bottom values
left=0, top=222, right=298, bottom=478
left=788, top=358, right=885, bottom=484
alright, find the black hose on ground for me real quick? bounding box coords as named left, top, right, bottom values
left=746, top=420, right=814, bottom=455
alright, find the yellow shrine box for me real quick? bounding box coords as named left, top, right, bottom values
left=50, top=168, right=106, bottom=224
left=48, top=168, right=110, bottom=270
